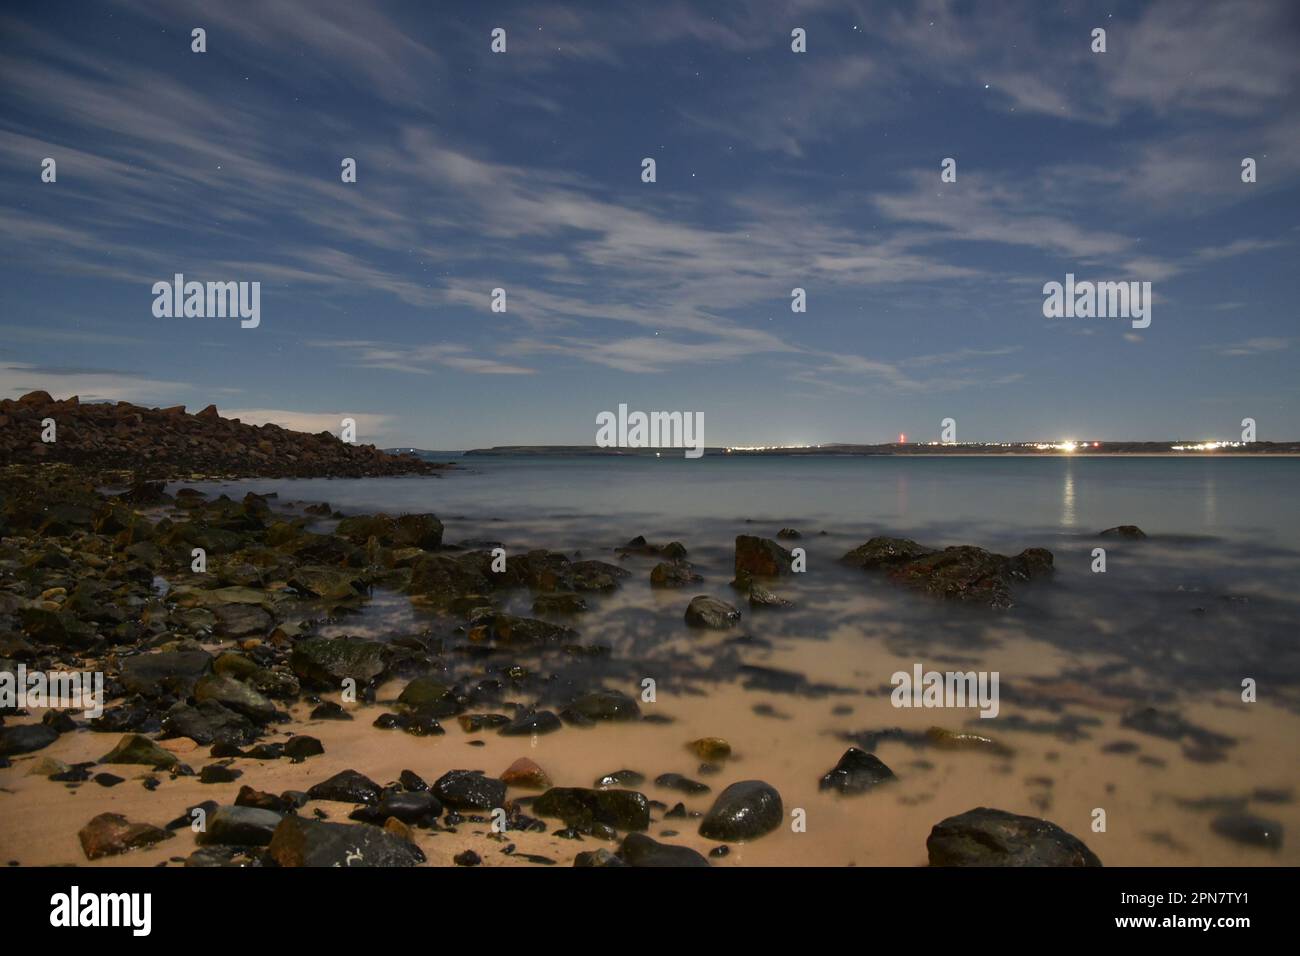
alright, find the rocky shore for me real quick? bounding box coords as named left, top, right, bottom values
left=1, top=459, right=1284, bottom=867
left=0, top=391, right=442, bottom=478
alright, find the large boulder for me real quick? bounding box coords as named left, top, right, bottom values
left=267, top=815, right=425, bottom=867
left=926, top=807, right=1102, bottom=866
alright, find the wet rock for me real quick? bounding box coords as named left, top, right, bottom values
left=400, top=770, right=429, bottom=792
left=194, top=674, right=280, bottom=723
left=501, top=757, right=552, bottom=790
left=336, top=512, right=443, bottom=550
left=235, top=786, right=297, bottom=814
left=161, top=700, right=259, bottom=746
left=656, top=773, right=711, bottom=795
left=561, top=690, right=641, bottom=724
left=309, top=701, right=352, bottom=721
left=350, top=791, right=443, bottom=826
left=307, top=769, right=383, bottom=806
left=698, top=780, right=783, bottom=841
left=533, top=787, right=651, bottom=831
left=196, top=806, right=283, bottom=847
left=1099, top=525, right=1146, bottom=539
left=290, top=636, right=388, bottom=690
left=617, top=832, right=710, bottom=867
left=499, top=709, right=562, bottom=736
left=211, top=602, right=273, bottom=638
left=734, top=535, right=793, bottom=577
left=200, top=764, right=241, bottom=784
left=819, top=748, right=897, bottom=793
left=747, top=584, right=793, bottom=609
left=78, top=812, right=174, bottom=860
left=925, top=726, right=1013, bottom=756
left=284, top=735, right=324, bottom=762
left=689, top=737, right=731, bottom=760
left=650, top=561, right=703, bottom=588
left=840, top=536, right=936, bottom=569
left=927, top=807, right=1102, bottom=866
left=267, top=815, right=426, bottom=867
left=532, top=593, right=588, bottom=615
left=842, top=538, right=1052, bottom=608
left=777, top=528, right=801, bottom=540
left=458, top=713, right=512, bottom=733
left=684, top=595, right=741, bottom=630
left=0, top=723, right=59, bottom=757
left=574, top=848, right=627, bottom=867
left=595, top=769, right=645, bottom=788
left=434, top=770, right=506, bottom=810
left=1210, top=813, right=1284, bottom=850
left=119, top=650, right=212, bottom=697
left=99, top=733, right=179, bottom=769
left=396, top=676, right=456, bottom=714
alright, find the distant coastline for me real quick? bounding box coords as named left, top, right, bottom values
left=446, top=442, right=1300, bottom=458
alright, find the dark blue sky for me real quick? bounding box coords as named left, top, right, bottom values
left=2, top=0, right=1297, bottom=447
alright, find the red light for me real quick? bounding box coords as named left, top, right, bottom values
left=899, top=433, right=906, bottom=443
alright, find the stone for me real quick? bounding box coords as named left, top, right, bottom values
left=78, top=813, right=174, bottom=860
left=267, top=815, right=426, bottom=867
left=533, top=787, right=651, bottom=831
left=819, top=748, right=897, bottom=793
left=926, top=807, right=1102, bottom=866
left=684, top=595, right=741, bottom=629
left=699, top=780, right=783, bottom=841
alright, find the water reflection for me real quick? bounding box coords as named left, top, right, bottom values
left=1061, top=462, right=1076, bottom=528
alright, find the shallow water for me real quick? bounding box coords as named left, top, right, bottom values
left=136, top=456, right=1300, bottom=865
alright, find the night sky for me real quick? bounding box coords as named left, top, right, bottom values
left=2, top=0, right=1297, bottom=448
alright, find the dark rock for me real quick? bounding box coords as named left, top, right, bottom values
left=309, top=701, right=352, bottom=721
left=819, top=748, right=897, bottom=793
left=119, top=650, right=212, bottom=697
left=267, top=815, right=426, bottom=867
left=926, top=807, right=1102, bottom=866
left=1099, top=525, right=1146, bottom=539
left=499, top=709, right=562, bottom=736
left=595, top=769, right=645, bottom=788
left=307, top=769, right=383, bottom=805
left=433, top=769, right=506, bottom=810
left=617, top=832, right=710, bottom=867
left=199, top=764, right=241, bottom=784
left=734, top=535, right=793, bottom=578
left=574, top=848, right=627, bottom=867
left=290, top=636, right=388, bottom=689
left=561, top=690, right=641, bottom=724
left=453, top=850, right=481, bottom=867
left=351, top=790, right=443, bottom=825
left=1210, top=813, right=1283, bottom=850
left=196, top=806, right=283, bottom=847
left=285, top=735, right=324, bottom=762
left=78, top=813, right=174, bottom=860
left=0, top=723, right=59, bottom=757
left=533, top=787, right=651, bottom=831
left=684, top=595, right=741, bottom=629
left=699, top=780, right=783, bottom=841
left=655, top=773, right=711, bottom=795
left=650, top=561, right=703, bottom=588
